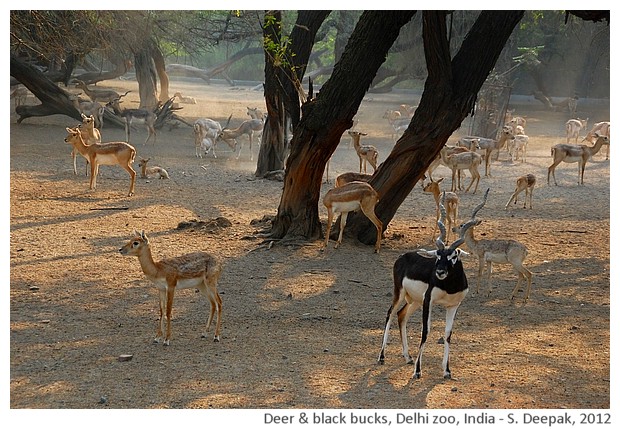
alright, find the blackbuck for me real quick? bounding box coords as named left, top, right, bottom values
left=322, top=181, right=382, bottom=253
left=422, top=177, right=459, bottom=243
left=335, top=172, right=373, bottom=188
left=64, top=126, right=137, bottom=196
left=547, top=135, right=608, bottom=185
left=349, top=131, right=378, bottom=174
left=452, top=189, right=532, bottom=302
left=106, top=97, right=157, bottom=145
left=119, top=231, right=223, bottom=345
left=378, top=192, right=477, bottom=380
left=505, top=174, right=536, bottom=210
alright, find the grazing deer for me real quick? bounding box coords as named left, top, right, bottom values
left=107, top=97, right=157, bottom=145
left=64, top=126, right=136, bottom=196
left=453, top=189, right=532, bottom=302
left=138, top=157, right=169, bottom=179
left=547, top=135, right=608, bottom=185
left=440, top=150, right=482, bottom=194
left=565, top=118, right=589, bottom=143
left=119, top=230, right=223, bottom=345
left=505, top=174, right=536, bottom=210
left=322, top=181, right=382, bottom=253
left=378, top=193, right=475, bottom=379
left=218, top=118, right=264, bottom=161
left=422, top=177, right=459, bottom=243
left=349, top=131, right=378, bottom=174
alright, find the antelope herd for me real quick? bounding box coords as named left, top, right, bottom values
left=10, top=80, right=609, bottom=383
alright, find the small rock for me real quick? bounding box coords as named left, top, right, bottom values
left=118, top=354, right=133, bottom=362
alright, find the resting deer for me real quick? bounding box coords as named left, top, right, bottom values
left=173, top=92, right=197, bottom=104
left=547, top=135, right=608, bottom=185
left=218, top=118, right=264, bottom=161
left=453, top=189, right=532, bottom=302
left=422, top=177, right=459, bottom=243
left=349, top=131, right=378, bottom=174
left=75, top=79, right=127, bottom=104
left=565, top=118, right=589, bottom=143
left=505, top=174, right=536, bottom=210
left=64, top=126, right=137, bottom=196
left=440, top=150, right=482, bottom=193
left=138, top=157, right=169, bottom=179
left=119, top=230, right=223, bottom=345
left=322, top=181, right=382, bottom=253
left=107, top=97, right=157, bottom=145
left=378, top=193, right=475, bottom=379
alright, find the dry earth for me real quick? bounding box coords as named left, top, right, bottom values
left=9, top=78, right=610, bottom=414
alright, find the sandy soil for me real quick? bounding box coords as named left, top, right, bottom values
left=9, top=78, right=610, bottom=412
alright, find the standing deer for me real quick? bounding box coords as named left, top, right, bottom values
left=119, top=231, right=223, bottom=345
left=440, top=150, right=482, bottom=193
left=452, top=189, right=532, bottom=302
left=505, top=174, right=536, bottom=210
left=547, top=135, right=608, bottom=185
left=378, top=193, right=476, bottom=379
left=106, top=97, right=157, bottom=145
left=349, top=131, right=378, bottom=174
left=218, top=118, right=264, bottom=161
left=565, top=118, right=589, bottom=143
left=64, top=126, right=137, bottom=196
left=322, top=181, right=382, bottom=253
left=422, top=177, right=459, bottom=243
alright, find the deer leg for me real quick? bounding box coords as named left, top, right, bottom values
left=443, top=304, right=460, bottom=379
left=335, top=212, right=349, bottom=248
left=155, top=289, right=166, bottom=343
left=89, top=160, right=98, bottom=190
left=324, top=208, right=335, bottom=250
left=163, top=285, right=176, bottom=346
left=397, top=300, right=421, bottom=364
left=413, top=299, right=433, bottom=380
left=360, top=202, right=383, bottom=253
left=485, top=260, right=494, bottom=296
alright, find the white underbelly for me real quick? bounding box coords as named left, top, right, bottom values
left=562, top=155, right=582, bottom=163
left=150, top=276, right=204, bottom=290
left=402, top=277, right=468, bottom=306
left=95, top=154, right=121, bottom=165
left=333, top=200, right=361, bottom=213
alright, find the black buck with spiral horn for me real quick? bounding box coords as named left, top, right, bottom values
left=378, top=189, right=490, bottom=380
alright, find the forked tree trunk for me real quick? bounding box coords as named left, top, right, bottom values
left=255, top=10, right=331, bottom=178
left=134, top=45, right=159, bottom=110
left=270, top=11, right=416, bottom=241
left=350, top=11, right=525, bottom=245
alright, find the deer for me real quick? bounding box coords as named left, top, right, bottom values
left=173, top=91, right=197, bottom=104
left=422, top=177, right=459, bottom=243
left=440, top=149, right=482, bottom=194
left=217, top=118, right=264, bottom=161
left=64, top=126, right=137, bottom=196
left=322, top=181, right=383, bottom=253
left=335, top=172, right=373, bottom=188
left=426, top=145, right=471, bottom=181
left=565, top=118, right=589, bottom=143
left=459, top=127, right=513, bottom=176
left=119, top=230, right=223, bottom=346
left=10, top=85, right=29, bottom=107
left=505, top=174, right=536, bottom=210
left=452, top=188, right=532, bottom=302
left=378, top=192, right=476, bottom=380
left=583, top=121, right=610, bottom=159
left=138, top=157, right=169, bottom=179
left=246, top=106, right=265, bottom=120
left=349, top=131, right=378, bottom=174
left=74, top=79, right=128, bottom=104
left=69, top=93, right=105, bottom=129
left=106, top=96, right=157, bottom=146
left=547, top=135, right=608, bottom=186
left=193, top=120, right=223, bottom=158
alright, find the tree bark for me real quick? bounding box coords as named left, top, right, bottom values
left=349, top=11, right=525, bottom=245
left=10, top=55, right=80, bottom=124
left=255, top=10, right=331, bottom=178
left=270, top=11, right=416, bottom=241
left=134, top=46, right=159, bottom=110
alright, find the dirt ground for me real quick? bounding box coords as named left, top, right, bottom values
left=9, top=77, right=610, bottom=412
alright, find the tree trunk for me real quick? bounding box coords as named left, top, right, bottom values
left=270, top=11, right=416, bottom=241
left=10, top=55, right=80, bottom=124
left=134, top=47, right=159, bottom=110
left=349, top=11, right=525, bottom=246
left=151, top=42, right=170, bottom=102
